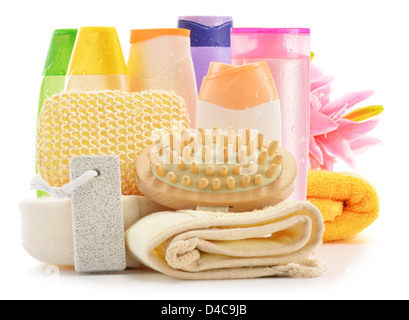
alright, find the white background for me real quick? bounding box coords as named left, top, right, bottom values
left=0, top=0, right=408, bottom=300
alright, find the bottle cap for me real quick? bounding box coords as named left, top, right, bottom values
left=43, top=29, right=78, bottom=76
left=130, top=28, right=190, bottom=44
left=178, top=16, right=233, bottom=47
left=231, top=28, right=310, bottom=35
left=199, top=61, right=278, bottom=110
left=178, top=16, right=232, bottom=27
left=231, top=28, right=310, bottom=59
left=68, top=27, right=128, bottom=75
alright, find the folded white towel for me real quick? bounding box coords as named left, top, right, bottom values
left=126, top=201, right=325, bottom=280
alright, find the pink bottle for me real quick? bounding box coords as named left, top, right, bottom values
left=231, top=28, right=310, bottom=201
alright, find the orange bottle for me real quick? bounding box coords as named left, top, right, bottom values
left=197, top=61, right=281, bottom=142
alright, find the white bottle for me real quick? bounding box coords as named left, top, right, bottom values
left=196, top=61, right=281, bottom=142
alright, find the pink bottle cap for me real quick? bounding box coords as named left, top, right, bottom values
left=231, top=28, right=310, bottom=59
left=231, top=28, right=310, bottom=35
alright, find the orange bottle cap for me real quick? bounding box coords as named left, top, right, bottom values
left=130, top=28, right=190, bottom=43
left=199, top=62, right=279, bottom=110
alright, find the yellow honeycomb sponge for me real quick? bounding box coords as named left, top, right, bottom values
left=37, top=89, right=190, bottom=195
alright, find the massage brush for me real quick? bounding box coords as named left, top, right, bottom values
left=136, top=127, right=297, bottom=212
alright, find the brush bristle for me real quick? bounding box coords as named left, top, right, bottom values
left=150, top=127, right=283, bottom=192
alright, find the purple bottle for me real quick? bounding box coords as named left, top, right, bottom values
left=178, top=16, right=233, bottom=93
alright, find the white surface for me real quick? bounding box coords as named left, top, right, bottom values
left=1, top=0, right=408, bottom=300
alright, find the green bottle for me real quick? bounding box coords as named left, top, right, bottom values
left=36, top=29, right=77, bottom=197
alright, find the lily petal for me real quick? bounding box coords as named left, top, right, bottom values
left=321, top=156, right=335, bottom=171
left=310, top=93, right=322, bottom=111
left=320, top=90, right=375, bottom=116
left=350, top=136, right=382, bottom=155
left=310, top=108, right=339, bottom=136
left=311, top=64, right=324, bottom=79
left=311, top=75, right=335, bottom=93
left=319, top=87, right=332, bottom=107
left=338, top=118, right=380, bottom=142
left=309, top=156, right=321, bottom=170
left=311, top=64, right=332, bottom=105
left=316, top=130, right=356, bottom=168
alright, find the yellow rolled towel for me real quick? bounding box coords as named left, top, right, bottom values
left=307, top=170, right=380, bottom=242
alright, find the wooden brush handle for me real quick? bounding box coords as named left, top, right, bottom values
left=135, top=140, right=297, bottom=212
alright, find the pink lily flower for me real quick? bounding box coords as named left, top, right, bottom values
left=309, top=64, right=382, bottom=170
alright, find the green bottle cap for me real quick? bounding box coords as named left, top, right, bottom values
left=43, top=29, right=78, bottom=76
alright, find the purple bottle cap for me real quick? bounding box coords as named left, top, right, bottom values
left=178, top=16, right=233, bottom=47
left=178, top=16, right=232, bottom=27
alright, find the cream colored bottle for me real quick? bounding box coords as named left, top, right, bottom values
left=127, top=29, right=197, bottom=127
